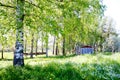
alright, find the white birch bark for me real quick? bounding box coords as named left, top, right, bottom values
left=13, top=0, right=24, bottom=66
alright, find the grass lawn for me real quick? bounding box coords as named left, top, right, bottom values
left=0, top=52, right=120, bottom=67
left=0, top=52, right=120, bottom=80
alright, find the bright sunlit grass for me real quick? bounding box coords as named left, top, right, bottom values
left=0, top=52, right=120, bottom=67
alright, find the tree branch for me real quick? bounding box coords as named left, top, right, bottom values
left=25, top=0, right=41, bottom=8
left=0, top=2, right=16, bottom=9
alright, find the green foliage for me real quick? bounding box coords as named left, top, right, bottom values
left=0, top=0, right=107, bottom=55
left=0, top=61, right=120, bottom=80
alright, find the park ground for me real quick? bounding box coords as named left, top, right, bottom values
left=0, top=52, right=120, bottom=80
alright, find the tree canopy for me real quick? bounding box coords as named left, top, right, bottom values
left=0, top=0, right=107, bottom=66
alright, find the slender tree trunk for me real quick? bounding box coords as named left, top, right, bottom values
left=41, top=41, right=44, bottom=53
left=30, top=33, right=34, bottom=58
left=35, top=37, right=38, bottom=56
left=46, top=35, right=49, bottom=57
left=62, top=37, right=66, bottom=56
left=55, top=42, right=58, bottom=55
left=100, top=44, right=103, bottom=52
left=1, top=47, right=4, bottom=59
left=69, top=36, right=71, bottom=54
left=24, top=39, right=27, bottom=53
left=100, top=36, right=103, bottom=52
left=13, top=0, right=24, bottom=66
left=112, top=45, right=115, bottom=53
left=24, top=34, right=27, bottom=53
left=93, top=41, right=98, bottom=54
left=46, top=47, right=48, bottom=57
left=41, top=32, right=44, bottom=53
left=52, top=36, right=56, bottom=55
left=94, top=43, right=97, bottom=53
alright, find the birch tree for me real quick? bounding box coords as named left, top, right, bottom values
left=13, top=0, right=25, bottom=66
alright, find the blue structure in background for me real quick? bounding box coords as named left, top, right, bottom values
left=76, top=46, right=94, bottom=54
left=80, top=48, right=94, bottom=54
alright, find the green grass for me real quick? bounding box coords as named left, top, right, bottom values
left=0, top=52, right=120, bottom=80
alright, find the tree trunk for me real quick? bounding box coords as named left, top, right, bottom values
left=62, top=37, right=66, bottom=56
left=41, top=41, right=44, bottom=53
left=35, top=37, right=38, bottom=56
left=46, top=35, right=49, bottom=57
left=13, top=0, right=24, bottom=66
left=46, top=47, right=48, bottom=57
left=93, top=41, right=98, bottom=54
left=94, top=43, right=98, bottom=53
left=24, top=34, right=27, bottom=53
left=1, top=47, right=4, bottom=59
left=52, top=36, right=56, bottom=55
left=24, top=39, right=27, bottom=53
left=112, top=45, right=115, bottom=53
left=100, top=36, right=105, bottom=52
left=100, top=44, right=103, bottom=52
left=69, top=36, right=72, bottom=54
left=55, top=42, right=58, bottom=55
left=41, top=32, right=44, bottom=53
left=30, top=33, right=34, bottom=58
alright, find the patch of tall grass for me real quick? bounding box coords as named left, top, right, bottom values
left=0, top=61, right=120, bottom=80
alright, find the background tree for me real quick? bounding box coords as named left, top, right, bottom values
left=0, top=0, right=105, bottom=65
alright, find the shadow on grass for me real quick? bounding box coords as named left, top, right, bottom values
left=92, top=52, right=114, bottom=56
left=23, top=54, right=76, bottom=60
left=37, top=54, right=76, bottom=59
left=0, top=58, right=13, bottom=61
left=100, top=52, right=113, bottom=55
